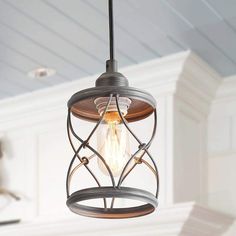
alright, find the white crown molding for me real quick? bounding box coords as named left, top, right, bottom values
left=0, top=202, right=233, bottom=236
left=0, top=50, right=221, bottom=130
left=175, top=52, right=221, bottom=116
left=213, top=75, right=236, bottom=103
left=0, top=51, right=189, bottom=115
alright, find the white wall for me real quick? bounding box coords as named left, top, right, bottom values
left=207, top=75, right=236, bottom=235
left=208, top=75, right=236, bottom=216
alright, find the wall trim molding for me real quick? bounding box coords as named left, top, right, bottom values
left=0, top=50, right=221, bottom=130
left=0, top=203, right=233, bottom=236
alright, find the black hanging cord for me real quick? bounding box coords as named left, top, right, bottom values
left=108, top=0, right=114, bottom=60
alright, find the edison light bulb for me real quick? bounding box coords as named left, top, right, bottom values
left=95, top=97, right=131, bottom=177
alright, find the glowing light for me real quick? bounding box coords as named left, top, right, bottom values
left=97, top=111, right=130, bottom=177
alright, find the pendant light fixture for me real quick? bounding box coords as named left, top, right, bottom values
left=66, top=0, right=159, bottom=219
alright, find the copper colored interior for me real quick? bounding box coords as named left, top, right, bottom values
left=71, top=97, right=154, bottom=122
left=68, top=203, right=155, bottom=219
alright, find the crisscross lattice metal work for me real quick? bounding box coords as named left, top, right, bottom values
left=66, top=89, right=159, bottom=219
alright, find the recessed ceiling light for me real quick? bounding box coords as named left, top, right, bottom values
left=28, top=67, right=56, bottom=79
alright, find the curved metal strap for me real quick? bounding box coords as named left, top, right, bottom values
left=119, top=150, right=146, bottom=186
left=146, top=109, right=157, bottom=148
left=67, top=110, right=83, bottom=143
left=67, top=94, right=116, bottom=188
left=143, top=149, right=159, bottom=198
left=67, top=113, right=108, bottom=208
left=115, top=95, right=156, bottom=148
left=67, top=112, right=101, bottom=193
left=141, top=159, right=158, bottom=179
left=115, top=95, right=159, bottom=198
left=66, top=139, right=84, bottom=197
left=84, top=94, right=113, bottom=144
left=117, top=147, right=143, bottom=187
left=68, top=153, right=96, bottom=189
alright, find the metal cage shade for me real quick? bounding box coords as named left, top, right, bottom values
left=68, top=86, right=156, bottom=122
left=66, top=93, right=159, bottom=219
left=64, top=0, right=159, bottom=220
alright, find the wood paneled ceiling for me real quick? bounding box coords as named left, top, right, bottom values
left=0, top=0, right=236, bottom=100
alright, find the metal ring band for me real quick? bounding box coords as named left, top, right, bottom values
left=67, top=187, right=158, bottom=219
left=68, top=86, right=156, bottom=122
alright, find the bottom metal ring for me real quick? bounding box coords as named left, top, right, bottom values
left=66, top=186, right=158, bottom=219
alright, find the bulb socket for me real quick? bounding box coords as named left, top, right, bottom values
left=94, top=97, right=131, bottom=117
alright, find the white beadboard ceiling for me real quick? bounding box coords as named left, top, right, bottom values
left=0, top=0, right=236, bottom=100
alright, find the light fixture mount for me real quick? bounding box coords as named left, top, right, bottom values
left=66, top=0, right=159, bottom=219
left=95, top=60, right=129, bottom=87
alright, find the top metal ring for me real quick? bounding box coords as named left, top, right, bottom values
left=68, top=86, right=156, bottom=122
